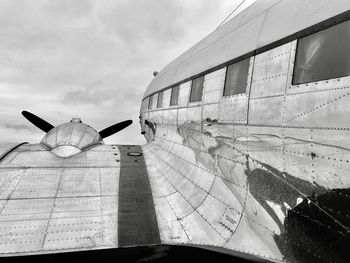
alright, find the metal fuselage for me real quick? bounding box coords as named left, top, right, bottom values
left=139, top=1, right=350, bottom=262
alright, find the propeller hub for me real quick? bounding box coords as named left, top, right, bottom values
left=21, top=111, right=133, bottom=158
left=41, top=122, right=102, bottom=157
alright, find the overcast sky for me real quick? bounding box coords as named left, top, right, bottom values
left=0, top=0, right=255, bottom=145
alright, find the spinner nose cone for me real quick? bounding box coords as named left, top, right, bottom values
left=40, top=121, right=103, bottom=158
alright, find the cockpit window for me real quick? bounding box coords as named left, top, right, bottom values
left=170, top=85, right=179, bottom=106
left=293, top=20, right=350, bottom=85
left=157, top=91, right=163, bottom=108
left=223, top=58, right=250, bottom=96
left=190, top=76, right=204, bottom=102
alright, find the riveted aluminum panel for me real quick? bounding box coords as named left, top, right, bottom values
left=177, top=108, right=187, bottom=126
left=178, top=181, right=207, bottom=209
left=216, top=124, right=234, bottom=139
left=178, top=82, right=191, bottom=107
left=310, top=128, right=350, bottom=155
left=224, top=214, right=283, bottom=260
left=219, top=95, right=248, bottom=124
left=11, top=169, right=61, bottom=199
left=186, top=106, right=202, bottom=122
left=165, top=125, right=184, bottom=145
left=0, top=144, right=120, bottom=256
left=162, top=89, right=171, bottom=109
left=284, top=86, right=350, bottom=129
left=287, top=75, right=350, bottom=95
left=198, top=195, right=234, bottom=239
left=150, top=110, right=163, bottom=125
left=180, top=211, right=225, bottom=245
left=161, top=110, right=169, bottom=125
left=250, top=42, right=293, bottom=98
left=282, top=127, right=350, bottom=188
left=203, top=68, right=226, bottom=104
left=177, top=106, right=201, bottom=126
left=218, top=56, right=253, bottom=125
left=151, top=198, right=189, bottom=243
left=142, top=130, right=288, bottom=262
left=248, top=96, right=284, bottom=126
left=202, top=104, right=219, bottom=122
left=246, top=126, right=284, bottom=146
left=147, top=110, right=155, bottom=121
left=155, top=125, right=168, bottom=141
left=166, top=109, right=177, bottom=126
left=138, top=99, right=350, bottom=262
left=245, top=126, right=285, bottom=170
left=204, top=68, right=226, bottom=92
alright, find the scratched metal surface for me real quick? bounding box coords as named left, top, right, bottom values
left=141, top=39, right=350, bottom=262
left=0, top=144, right=120, bottom=256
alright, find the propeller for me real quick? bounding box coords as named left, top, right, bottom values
left=99, top=120, right=133, bottom=139
left=22, top=110, right=132, bottom=139
left=22, top=111, right=54, bottom=133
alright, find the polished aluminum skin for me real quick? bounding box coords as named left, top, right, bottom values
left=139, top=1, right=350, bottom=262
left=0, top=142, right=120, bottom=255
left=140, top=48, right=350, bottom=262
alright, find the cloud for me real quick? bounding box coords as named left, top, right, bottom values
left=4, top=124, right=35, bottom=132
left=0, top=0, right=248, bottom=145
left=61, top=88, right=112, bottom=106
left=96, top=0, right=185, bottom=47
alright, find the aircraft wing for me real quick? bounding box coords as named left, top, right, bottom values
left=0, top=142, right=160, bottom=256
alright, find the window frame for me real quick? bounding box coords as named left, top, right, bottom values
left=157, top=91, right=163, bottom=108
left=147, top=95, right=153, bottom=110
left=223, top=58, right=250, bottom=97
left=292, top=20, right=350, bottom=85
left=170, top=85, right=179, bottom=106
left=189, top=75, right=205, bottom=103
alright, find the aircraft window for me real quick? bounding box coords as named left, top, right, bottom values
left=223, top=58, right=250, bottom=96
left=293, top=20, right=350, bottom=84
left=170, top=85, right=179, bottom=106
left=157, top=91, right=163, bottom=108
left=148, top=95, right=153, bottom=109
left=190, top=76, right=204, bottom=102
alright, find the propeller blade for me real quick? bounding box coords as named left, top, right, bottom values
left=22, top=111, right=54, bottom=133
left=99, top=120, right=133, bottom=139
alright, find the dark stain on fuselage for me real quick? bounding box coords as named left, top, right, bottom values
left=177, top=121, right=350, bottom=262
left=280, top=188, right=350, bottom=263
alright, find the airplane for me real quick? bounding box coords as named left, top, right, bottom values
left=0, top=0, right=350, bottom=262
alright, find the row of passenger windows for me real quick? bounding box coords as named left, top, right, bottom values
left=148, top=20, right=350, bottom=110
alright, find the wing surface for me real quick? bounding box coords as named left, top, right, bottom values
left=0, top=143, right=123, bottom=256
